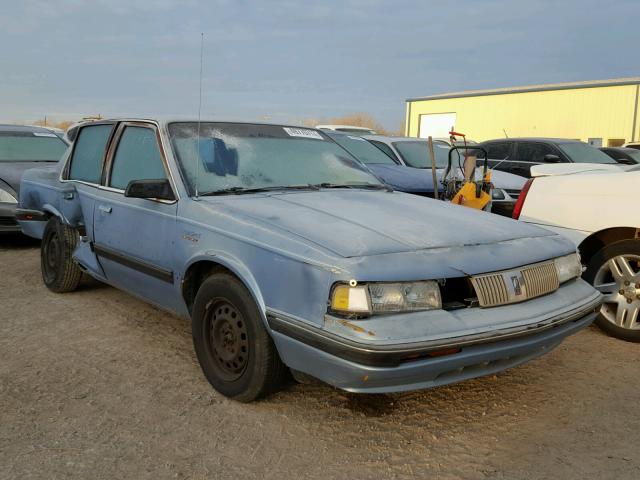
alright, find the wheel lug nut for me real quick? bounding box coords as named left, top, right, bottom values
left=624, top=281, right=630, bottom=286
left=627, top=298, right=633, bottom=304
left=619, top=290, right=625, bottom=295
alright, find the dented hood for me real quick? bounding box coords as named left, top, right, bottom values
left=201, top=190, right=554, bottom=258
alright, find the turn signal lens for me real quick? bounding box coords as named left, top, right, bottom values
left=330, top=285, right=371, bottom=314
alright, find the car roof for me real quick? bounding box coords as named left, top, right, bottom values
left=0, top=124, right=61, bottom=134
left=66, top=118, right=327, bottom=141
left=316, top=124, right=375, bottom=131
left=364, top=135, right=448, bottom=145
left=481, top=137, right=582, bottom=144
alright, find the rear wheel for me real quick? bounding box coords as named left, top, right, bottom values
left=191, top=273, right=289, bottom=401
left=584, top=240, right=640, bottom=342
left=41, top=217, right=82, bottom=293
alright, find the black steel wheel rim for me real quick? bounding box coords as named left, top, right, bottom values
left=206, top=300, right=249, bottom=381
left=43, top=230, right=60, bottom=283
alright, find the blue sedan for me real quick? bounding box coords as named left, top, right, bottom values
left=18, top=120, right=601, bottom=401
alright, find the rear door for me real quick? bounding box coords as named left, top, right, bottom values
left=92, top=122, right=181, bottom=311
left=63, top=122, right=116, bottom=277
left=483, top=141, right=518, bottom=174
left=514, top=142, right=567, bottom=177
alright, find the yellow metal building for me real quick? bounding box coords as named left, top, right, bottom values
left=405, top=77, right=640, bottom=147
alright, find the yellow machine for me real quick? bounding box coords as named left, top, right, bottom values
left=450, top=170, right=492, bottom=210
left=439, top=134, right=493, bottom=211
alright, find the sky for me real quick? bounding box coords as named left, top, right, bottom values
left=0, top=0, right=638, bottom=130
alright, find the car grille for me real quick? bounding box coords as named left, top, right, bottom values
left=504, top=189, right=521, bottom=199
left=470, top=261, right=559, bottom=307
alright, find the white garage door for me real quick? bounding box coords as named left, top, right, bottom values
left=418, top=113, right=456, bottom=138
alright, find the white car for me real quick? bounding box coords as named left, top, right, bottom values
left=514, top=164, right=640, bottom=341
left=622, top=141, right=640, bottom=150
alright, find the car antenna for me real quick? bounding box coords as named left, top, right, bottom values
left=195, top=32, right=204, bottom=199
left=502, top=128, right=509, bottom=138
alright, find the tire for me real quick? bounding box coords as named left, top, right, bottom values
left=191, top=273, right=289, bottom=401
left=584, top=239, right=640, bottom=342
left=41, top=217, right=83, bottom=293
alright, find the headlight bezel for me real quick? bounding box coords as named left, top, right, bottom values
left=329, top=280, right=442, bottom=317
left=0, top=187, right=17, bottom=204
left=554, top=252, right=583, bottom=284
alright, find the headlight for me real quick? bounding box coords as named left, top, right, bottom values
left=0, top=188, right=17, bottom=204
left=554, top=253, right=582, bottom=284
left=330, top=281, right=442, bottom=316
left=491, top=188, right=506, bottom=200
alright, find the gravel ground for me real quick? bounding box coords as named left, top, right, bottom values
left=1, top=235, right=639, bottom=480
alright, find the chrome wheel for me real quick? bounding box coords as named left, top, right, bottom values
left=593, top=254, right=640, bottom=330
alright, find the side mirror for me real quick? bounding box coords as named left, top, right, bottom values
left=124, top=179, right=175, bottom=201
left=543, top=154, right=562, bottom=163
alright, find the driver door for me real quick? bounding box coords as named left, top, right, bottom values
left=92, top=122, right=181, bottom=312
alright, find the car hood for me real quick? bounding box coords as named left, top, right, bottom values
left=199, top=190, right=554, bottom=258
left=367, top=164, right=526, bottom=193
left=0, top=161, right=57, bottom=194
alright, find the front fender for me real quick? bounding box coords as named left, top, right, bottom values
left=182, top=250, right=267, bottom=321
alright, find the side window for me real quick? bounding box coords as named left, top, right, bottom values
left=485, top=142, right=511, bottom=160
left=109, top=126, right=167, bottom=190
left=518, top=142, right=554, bottom=162
left=68, top=124, right=113, bottom=183
left=369, top=141, right=400, bottom=163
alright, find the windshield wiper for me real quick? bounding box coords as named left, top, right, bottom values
left=199, top=184, right=321, bottom=196
left=312, top=182, right=393, bottom=191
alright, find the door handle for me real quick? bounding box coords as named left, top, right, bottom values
left=98, top=205, right=112, bottom=214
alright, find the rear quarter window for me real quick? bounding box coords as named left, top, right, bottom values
left=68, top=124, right=113, bottom=183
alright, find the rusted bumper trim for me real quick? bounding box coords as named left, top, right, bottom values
left=267, top=296, right=601, bottom=368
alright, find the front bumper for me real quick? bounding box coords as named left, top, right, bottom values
left=0, top=203, right=20, bottom=233
left=491, top=199, right=516, bottom=217
left=268, top=279, right=601, bottom=393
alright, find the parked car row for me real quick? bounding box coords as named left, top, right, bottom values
left=13, top=118, right=603, bottom=403
left=3, top=119, right=637, bottom=404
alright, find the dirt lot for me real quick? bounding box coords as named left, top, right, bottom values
left=1, top=235, right=639, bottom=480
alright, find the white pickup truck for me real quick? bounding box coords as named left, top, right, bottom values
left=514, top=163, right=640, bottom=341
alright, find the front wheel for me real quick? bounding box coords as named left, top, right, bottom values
left=191, top=273, right=289, bottom=401
left=584, top=240, right=640, bottom=342
left=41, top=217, right=82, bottom=293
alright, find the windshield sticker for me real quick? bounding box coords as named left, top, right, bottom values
left=33, top=132, right=58, bottom=137
left=283, top=127, right=324, bottom=140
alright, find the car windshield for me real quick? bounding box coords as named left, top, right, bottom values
left=0, top=132, right=68, bottom=162
left=392, top=141, right=450, bottom=168
left=168, top=122, right=384, bottom=195
left=329, top=134, right=397, bottom=165
left=558, top=142, right=617, bottom=164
